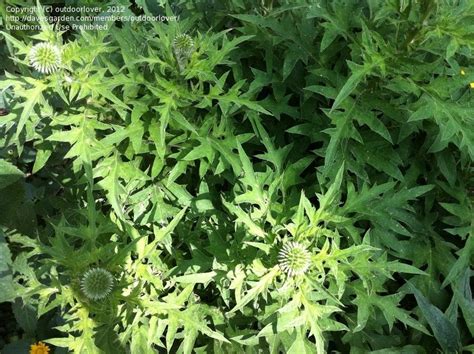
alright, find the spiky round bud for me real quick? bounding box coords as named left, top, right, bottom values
left=80, top=268, right=114, bottom=300
left=173, top=34, right=194, bottom=58
left=29, top=42, right=61, bottom=74
left=278, top=242, right=311, bottom=277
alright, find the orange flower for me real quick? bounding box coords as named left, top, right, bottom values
left=30, top=341, right=50, bottom=354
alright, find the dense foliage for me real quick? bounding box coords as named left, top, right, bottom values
left=0, top=0, right=473, bottom=353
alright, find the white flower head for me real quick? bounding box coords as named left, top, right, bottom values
left=80, top=268, right=114, bottom=300
left=278, top=241, right=311, bottom=277
left=29, top=42, right=62, bottom=74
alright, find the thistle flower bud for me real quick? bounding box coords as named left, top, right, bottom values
left=80, top=268, right=114, bottom=300
left=173, top=34, right=195, bottom=58
left=29, top=42, right=62, bottom=74
left=278, top=242, right=311, bottom=277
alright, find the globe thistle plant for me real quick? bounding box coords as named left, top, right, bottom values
left=278, top=241, right=311, bottom=277
left=80, top=268, right=114, bottom=301
left=29, top=42, right=62, bottom=74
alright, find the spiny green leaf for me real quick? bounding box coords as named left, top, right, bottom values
left=408, top=282, right=462, bottom=353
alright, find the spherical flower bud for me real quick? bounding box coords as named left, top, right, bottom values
left=278, top=241, right=311, bottom=277
left=29, top=42, right=61, bottom=74
left=80, top=268, right=114, bottom=300
left=173, top=34, right=195, bottom=58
